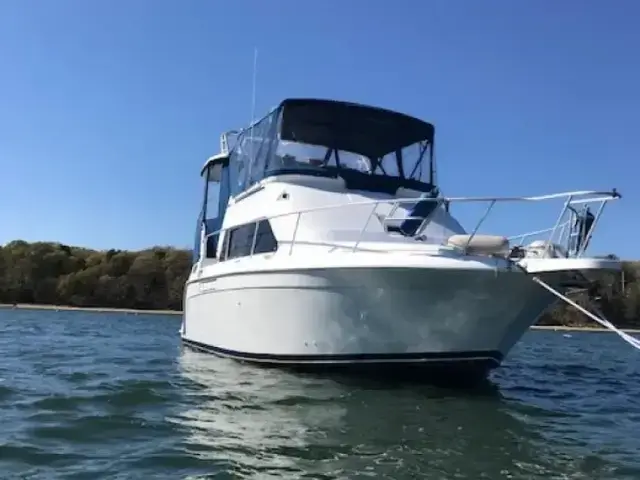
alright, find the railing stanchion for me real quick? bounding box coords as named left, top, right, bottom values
left=382, top=200, right=399, bottom=229
left=415, top=198, right=443, bottom=237
left=544, top=196, right=572, bottom=257
left=464, top=200, right=496, bottom=253
left=289, top=213, right=301, bottom=256
left=577, top=200, right=607, bottom=257
left=353, top=203, right=379, bottom=253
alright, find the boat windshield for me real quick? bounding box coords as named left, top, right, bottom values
left=274, top=139, right=430, bottom=182
left=227, top=99, right=436, bottom=196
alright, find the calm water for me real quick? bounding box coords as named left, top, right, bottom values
left=1, top=310, right=639, bottom=479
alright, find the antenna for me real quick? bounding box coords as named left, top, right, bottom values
left=245, top=47, right=259, bottom=186
left=250, top=47, right=258, bottom=125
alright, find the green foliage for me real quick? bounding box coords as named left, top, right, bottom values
left=536, top=261, right=639, bottom=328
left=0, top=240, right=638, bottom=327
left=0, top=241, right=191, bottom=311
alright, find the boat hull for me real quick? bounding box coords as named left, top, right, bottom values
left=181, top=266, right=558, bottom=383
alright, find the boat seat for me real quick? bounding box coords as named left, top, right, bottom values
left=447, top=234, right=510, bottom=256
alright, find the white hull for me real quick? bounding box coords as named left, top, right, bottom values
left=181, top=263, right=559, bottom=379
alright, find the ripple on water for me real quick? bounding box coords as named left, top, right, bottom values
left=0, top=310, right=640, bottom=479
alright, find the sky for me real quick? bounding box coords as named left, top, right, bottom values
left=1, top=0, right=639, bottom=258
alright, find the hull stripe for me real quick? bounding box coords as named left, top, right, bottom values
left=181, top=338, right=503, bottom=366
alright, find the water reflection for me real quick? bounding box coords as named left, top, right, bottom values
left=172, top=348, right=596, bottom=479
left=175, top=350, right=347, bottom=477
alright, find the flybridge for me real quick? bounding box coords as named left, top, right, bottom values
left=201, top=98, right=438, bottom=198
left=277, top=98, right=434, bottom=160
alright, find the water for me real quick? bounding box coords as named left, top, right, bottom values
left=0, top=310, right=639, bottom=479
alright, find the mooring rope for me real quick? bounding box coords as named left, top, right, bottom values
left=532, top=276, right=640, bottom=350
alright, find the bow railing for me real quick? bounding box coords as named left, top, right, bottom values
left=198, top=189, right=621, bottom=263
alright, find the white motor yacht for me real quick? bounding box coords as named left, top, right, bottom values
left=181, top=98, right=623, bottom=382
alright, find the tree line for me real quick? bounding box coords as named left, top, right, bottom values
left=0, top=240, right=638, bottom=327
left=0, top=240, right=191, bottom=311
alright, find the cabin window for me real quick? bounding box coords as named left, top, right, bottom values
left=205, top=234, right=218, bottom=259
left=226, top=224, right=253, bottom=259
left=253, top=220, right=278, bottom=254
left=223, top=220, right=278, bottom=260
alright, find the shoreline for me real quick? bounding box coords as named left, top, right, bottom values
left=1, top=303, right=639, bottom=333
left=0, top=303, right=181, bottom=316
left=530, top=325, right=640, bottom=333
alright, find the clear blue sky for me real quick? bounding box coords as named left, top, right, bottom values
left=1, top=1, right=638, bottom=258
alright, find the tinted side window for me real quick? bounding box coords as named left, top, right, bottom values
left=205, top=234, right=218, bottom=258
left=254, top=220, right=278, bottom=254
left=220, top=232, right=230, bottom=260
left=226, top=224, right=255, bottom=259
left=224, top=220, right=278, bottom=260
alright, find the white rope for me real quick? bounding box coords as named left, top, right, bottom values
left=532, top=276, right=640, bottom=350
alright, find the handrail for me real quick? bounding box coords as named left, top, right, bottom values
left=508, top=221, right=571, bottom=242
left=446, top=189, right=621, bottom=203
left=508, top=220, right=573, bottom=247
left=208, top=190, right=620, bottom=233
left=198, top=189, right=621, bottom=262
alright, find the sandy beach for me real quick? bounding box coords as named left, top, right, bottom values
left=1, top=303, right=639, bottom=333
